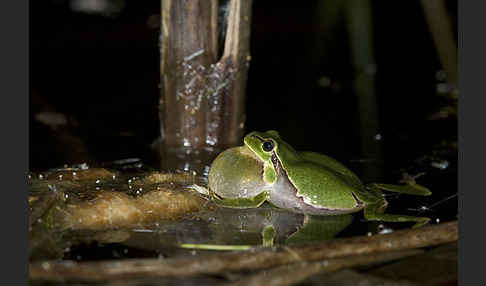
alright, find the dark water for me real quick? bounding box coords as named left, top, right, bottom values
left=29, top=0, right=457, bottom=263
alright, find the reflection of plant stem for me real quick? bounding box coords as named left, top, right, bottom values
left=421, top=0, right=457, bottom=86
left=30, top=221, right=457, bottom=281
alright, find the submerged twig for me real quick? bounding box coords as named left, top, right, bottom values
left=226, top=249, right=423, bottom=286
left=30, top=221, right=457, bottom=281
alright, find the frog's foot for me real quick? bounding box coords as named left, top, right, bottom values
left=261, top=224, right=276, bottom=247
left=367, top=183, right=432, bottom=196
left=212, top=191, right=269, bottom=209
left=363, top=203, right=430, bottom=228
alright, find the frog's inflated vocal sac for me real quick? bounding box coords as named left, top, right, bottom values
left=208, top=130, right=432, bottom=227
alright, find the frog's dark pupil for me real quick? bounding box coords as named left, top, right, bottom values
left=262, top=140, right=274, bottom=152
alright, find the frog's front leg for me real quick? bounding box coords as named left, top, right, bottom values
left=261, top=224, right=276, bottom=247
left=363, top=201, right=430, bottom=228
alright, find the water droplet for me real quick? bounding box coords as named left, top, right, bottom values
left=436, top=218, right=440, bottom=223
left=379, top=228, right=394, bottom=234
left=72, top=172, right=77, bottom=176
left=431, top=160, right=449, bottom=170
left=41, top=262, right=51, bottom=270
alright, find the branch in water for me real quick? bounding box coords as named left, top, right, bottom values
left=30, top=221, right=457, bottom=281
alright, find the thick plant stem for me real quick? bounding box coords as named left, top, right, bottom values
left=159, top=0, right=252, bottom=173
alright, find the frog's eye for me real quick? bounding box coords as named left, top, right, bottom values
left=262, top=140, right=275, bottom=152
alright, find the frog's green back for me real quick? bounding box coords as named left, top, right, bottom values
left=274, top=143, right=360, bottom=210
left=299, top=152, right=363, bottom=190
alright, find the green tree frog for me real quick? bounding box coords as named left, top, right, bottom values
left=208, top=130, right=432, bottom=228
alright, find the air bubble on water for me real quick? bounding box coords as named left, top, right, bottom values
left=431, top=160, right=449, bottom=170
left=95, top=179, right=101, bottom=184
left=378, top=227, right=394, bottom=235
left=41, top=262, right=51, bottom=270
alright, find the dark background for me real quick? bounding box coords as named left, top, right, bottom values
left=30, top=0, right=457, bottom=186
